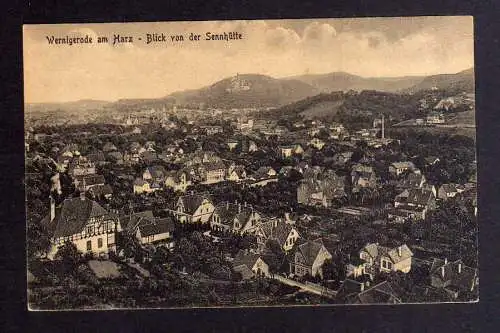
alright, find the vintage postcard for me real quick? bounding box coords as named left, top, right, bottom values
left=24, top=17, right=477, bottom=310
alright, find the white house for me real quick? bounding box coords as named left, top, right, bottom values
left=42, top=194, right=118, bottom=258
left=175, top=193, right=215, bottom=224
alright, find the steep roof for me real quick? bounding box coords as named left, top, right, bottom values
left=120, top=210, right=155, bottom=231
left=406, top=188, right=434, bottom=206
left=43, top=197, right=112, bottom=238
left=353, top=281, right=401, bottom=304
left=145, top=165, right=167, bottom=178
left=213, top=203, right=240, bottom=226
left=385, top=244, right=413, bottom=264
left=273, top=221, right=294, bottom=246
left=178, top=193, right=211, bottom=215
left=233, top=264, right=255, bottom=280
left=88, top=184, right=113, bottom=197
left=297, top=241, right=327, bottom=267
left=81, top=174, right=106, bottom=186
left=362, top=243, right=379, bottom=259
left=138, top=216, right=175, bottom=237
left=233, top=249, right=262, bottom=270
left=430, top=258, right=477, bottom=292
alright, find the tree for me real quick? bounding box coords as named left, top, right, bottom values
left=27, top=220, right=51, bottom=260
left=54, top=242, right=82, bottom=275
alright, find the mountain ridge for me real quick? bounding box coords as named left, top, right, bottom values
left=25, top=68, right=474, bottom=111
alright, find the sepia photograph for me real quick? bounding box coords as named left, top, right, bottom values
left=24, top=16, right=478, bottom=310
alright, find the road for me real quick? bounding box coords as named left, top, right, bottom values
left=271, top=274, right=337, bottom=299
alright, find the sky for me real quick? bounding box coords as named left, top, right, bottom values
left=23, top=16, right=474, bottom=103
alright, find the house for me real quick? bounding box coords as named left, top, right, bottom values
left=256, top=218, right=300, bottom=253
left=359, top=243, right=413, bottom=277
left=293, top=240, right=332, bottom=278
left=395, top=188, right=436, bottom=211
left=278, top=145, right=294, bottom=159
left=201, top=125, right=223, bottom=135
left=297, top=174, right=346, bottom=207
left=351, top=164, right=377, bottom=190
left=133, top=178, right=155, bottom=194
left=397, top=173, right=426, bottom=190
left=68, top=156, right=96, bottom=178
left=429, top=258, right=478, bottom=299
left=426, top=111, right=445, bottom=124
left=253, top=166, right=277, bottom=180
left=389, top=161, right=417, bottom=176
left=346, top=256, right=368, bottom=279
left=88, top=184, right=113, bottom=199
left=241, top=139, right=258, bottom=153
left=227, top=165, right=247, bottom=182
left=200, top=161, right=226, bottom=184
left=174, top=193, right=215, bottom=224
left=342, top=280, right=402, bottom=304
left=437, top=184, right=460, bottom=200
left=41, top=194, right=119, bottom=258
left=309, top=137, right=325, bottom=150
left=140, top=150, right=158, bottom=164
left=120, top=210, right=175, bottom=248
left=387, top=207, right=427, bottom=223
left=75, top=174, right=106, bottom=191
left=227, top=138, right=239, bottom=151
left=210, top=202, right=261, bottom=235
left=164, top=169, right=191, bottom=192
left=143, top=165, right=167, bottom=182
left=293, top=143, right=304, bottom=155
left=233, top=250, right=270, bottom=279
left=333, top=151, right=353, bottom=166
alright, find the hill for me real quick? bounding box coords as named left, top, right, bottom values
left=406, top=68, right=475, bottom=93
left=291, top=72, right=425, bottom=93
left=267, top=90, right=426, bottom=128
left=166, top=74, right=319, bottom=109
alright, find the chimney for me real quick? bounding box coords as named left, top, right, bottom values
left=244, top=201, right=247, bottom=208
left=397, top=246, right=402, bottom=257
left=226, top=201, right=229, bottom=209
left=444, top=258, right=448, bottom=265
left=360, top=283, right=365, bottom=292
left=440, top=266, right=445, bottom=278
left=50, top=195, right=55, bottom=222
left=458, top=262, right=462, bottom=274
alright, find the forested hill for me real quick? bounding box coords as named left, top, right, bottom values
left=166, top=74, right=319, bottom=109
left=405, top=68, right=475, bottom=93
left=266, top=90, right=424, bottom=122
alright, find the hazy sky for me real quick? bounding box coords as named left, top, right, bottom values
left=23, top=16, right=474, bottom=103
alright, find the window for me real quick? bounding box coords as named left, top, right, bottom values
left=98, top=238, right=103, bottom=248
left=86, top=240, right=92, bottom=251
left=87, top=226, right=93, bottom=235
